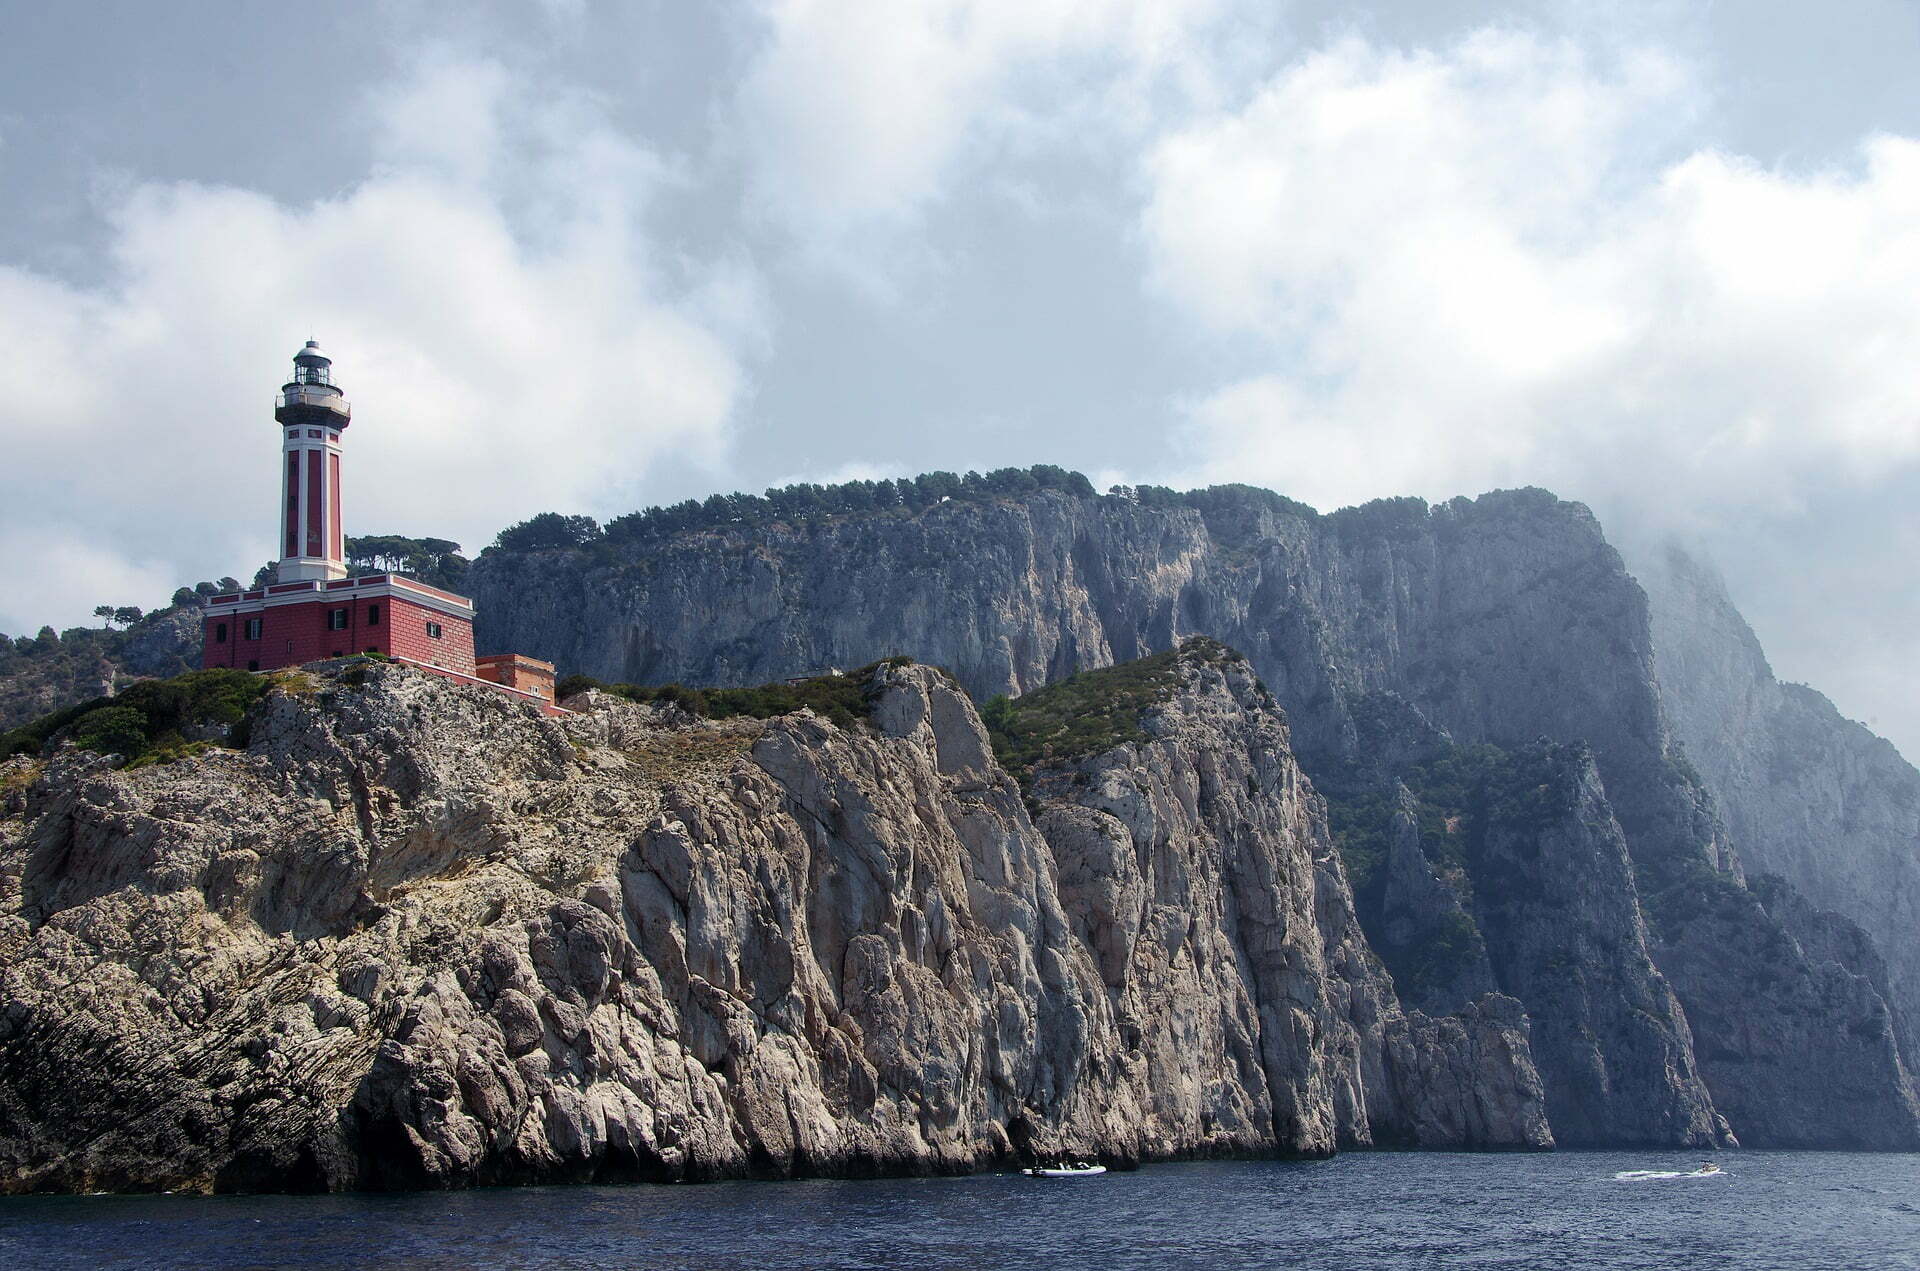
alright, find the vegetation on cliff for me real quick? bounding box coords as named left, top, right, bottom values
left=981, top=637, right=1241, bottom=783
left=0, top=667, right=271, bottom=767
left=1321, top=741, right=1586, bottom=1010
left=490, top=465, right=1102, bottom=556
left=0, top=606, right=207, bottom=734
left=486, top=467, right=1337, bottom=562
left=1326, top=743, right=1583, bottom=894
left=554, top=658, right=917, bottom=730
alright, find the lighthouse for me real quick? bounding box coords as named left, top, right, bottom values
left=200, top=342, right=558, bottom=709
left=274, top=340, right=351, bottom=583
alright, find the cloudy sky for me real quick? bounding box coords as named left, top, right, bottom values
left=3, top=1, right=1919, bottom=752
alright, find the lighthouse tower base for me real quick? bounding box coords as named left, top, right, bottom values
left=201, top=574, right=558, bottom=711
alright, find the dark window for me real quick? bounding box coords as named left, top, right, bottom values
left=367, top=604, right=381, bottom=625
left=244, top=618, right=263, bottom=640
left=331, top=650, right=343, bottom=658
left=426, top=621, right=443, bottom=639
left=247, top=660, right=259, bottom=672
left=365, top=647, right=378, bottom=655
left=327, top=607, right=349, bottom=630
left=215, top=622, right=228, bottom=643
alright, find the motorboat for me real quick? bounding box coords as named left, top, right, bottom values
left=1021, top=1161, right=1107, bottom=1178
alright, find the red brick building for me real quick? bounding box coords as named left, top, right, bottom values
left=202, top=342, right=558, bottom=712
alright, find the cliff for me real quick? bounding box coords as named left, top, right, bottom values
left=1451, top=745, right=1727, bottom=1147
left=0, top=648, right=1549, bottom=1194
left=470, top=483, right=1920, bottom=1147
left=1639, top=543, right=1920, bottom=1037
left=1016, top=640, right=1548, bottom=1152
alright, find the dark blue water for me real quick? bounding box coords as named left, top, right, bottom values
left=3, top=1152, right=1916, bottom=1270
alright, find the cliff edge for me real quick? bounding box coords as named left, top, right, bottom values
left=0, top=648, right=1547, bottom=1194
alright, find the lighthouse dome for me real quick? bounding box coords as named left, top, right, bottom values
left=293, top=340, right=330, bottom=365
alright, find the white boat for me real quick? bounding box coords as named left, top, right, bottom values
left=1022, top=1162, right=1107, bottom=1178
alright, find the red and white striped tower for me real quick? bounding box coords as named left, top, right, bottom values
left=273, top=341, right=352, bottom=583
left=202, top=337, right=557, bottom=708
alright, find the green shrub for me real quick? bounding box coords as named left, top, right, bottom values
left=983, top=638, right=1236, bottom=784
left=562, top=659, right=914, bottom=731
left=66, top=706, right=148, bottom=757
left=0, top=667, right=271, bottom=765
left=1386, top=909, right=1488, bottom=1005
left=555, top=673, right=600, bottom=699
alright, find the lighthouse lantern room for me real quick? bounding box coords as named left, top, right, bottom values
left=274, top=340, right=352, bottom=583
left=202, top=342, right=558, bottom=711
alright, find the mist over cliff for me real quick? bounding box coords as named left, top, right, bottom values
left=1638, top=544, right=1920, bottom=1045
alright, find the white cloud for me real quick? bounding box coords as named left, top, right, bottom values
left=1143, top=30, right=1920, bottom=527
left=0, top=527, right=177, bottom=637
left=0, top=53, right=745, bottom=635
left=736, top=0, right=1232, bottom=253
left=1138, top=26, right=1920, bottom=754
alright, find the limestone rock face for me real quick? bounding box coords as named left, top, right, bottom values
left=469, top=484, right=1920, bottom=1147
left=1371, top=786, right=1497, bottom=1016
left=1640, top=543, right=1920, bottom=1043
left=0, top=655, right=1546, bottom=1195
left=1024, top=652, right=1550, bottom=1154
left=1462, top=747, right=1728, bottom=1147
left=1650, top=869, right=1920, bottom=1150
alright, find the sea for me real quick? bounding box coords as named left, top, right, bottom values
left=2, top=1151, right=1916, bottom=1270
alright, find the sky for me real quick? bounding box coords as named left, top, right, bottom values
left=2, top=1, right=1919, bottom=752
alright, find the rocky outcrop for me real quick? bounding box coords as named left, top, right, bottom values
left=1461, top=745, right=1727, bottom=1147
left=1369, top=786, right=1496, bottom=1016
left=1639, top=543, right=1920, bottom=1038
left=469, top=483, right=1920, bottom=1147
left=0, top=651, right=1547, bottom=1194
left=1750, top=875, right=1919, bottom=1074
left=470, top=487, right=1641, bottom=768
left=1650, top=867, right=1920, bottom=1150
left=1023, top=647, right=1549, bottom=1153
left=0, top=647, right=117, bottom=736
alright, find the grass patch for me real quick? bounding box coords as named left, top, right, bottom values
left=559, top=657, right=914, bottom=731
left=267, top=669, right=319, bottom=695
left=620, top=731, right=759, bottom=783
left=0, top=668, right=273, bottom=766
left=1, top=759, right=41, bottom=797
left=982, top=637, right=1238, bottom=783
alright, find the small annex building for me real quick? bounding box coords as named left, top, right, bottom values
left=202, top=341, right=560, bottom=714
